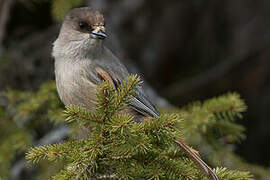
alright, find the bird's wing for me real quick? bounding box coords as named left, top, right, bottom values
left=94, top=66, right=160, bottom=118
left=130, top=88, right=160, bottom=118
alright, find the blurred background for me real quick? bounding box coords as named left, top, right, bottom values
left=0, top=0, right=270, bottom=178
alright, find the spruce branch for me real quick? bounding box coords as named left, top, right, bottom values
left=105, top=113, right=134, bottom=135
left=97, top=74, right=142, bottom=122
left=113, top=74, right=142, bottom=111
left=64, top=105, right=101, bottom=124
left=26, top=142, right=75, bottom=163
left=51, top=168, right=76, bottom=180
left=175, top=139, right=221, bottom=180
left=215, top=167, right=254, bottom=180
left=152, top=156, right=199, bottom=179
left=24, top=75, right=256, bottom=180
left=180, top=93, right=247, bottom=144
left=141, top=113, right=180, bottom=132
left=95, top=79, right=116, bottom=122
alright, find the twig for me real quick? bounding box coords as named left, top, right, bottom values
left=175, top=139, right=220, bottom=180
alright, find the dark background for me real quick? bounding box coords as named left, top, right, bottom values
left=1, top=0, right=270, bottom=167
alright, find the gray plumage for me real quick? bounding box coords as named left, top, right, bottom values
left=53, top=7, right=159, bottom=119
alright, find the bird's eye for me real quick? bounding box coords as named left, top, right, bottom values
left=79, top=22, right=86, bottom=29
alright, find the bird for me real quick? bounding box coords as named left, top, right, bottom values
left=52, top=7, right=220, bottom=180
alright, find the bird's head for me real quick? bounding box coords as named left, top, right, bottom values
left=53, top=7, right=107, bottom=59
left=63, top=7, right=106, bottom=41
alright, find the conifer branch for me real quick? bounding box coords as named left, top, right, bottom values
left=23, top=75, right=256, bottom=180
left=26, top=142, right=77, bottom=163
left=215, top=167, right=254, bottom=180
left=51, top=168, right=76, bottom=180
left=64, top=105, right=101, bottom=124
left=155, top=157, right=198, bottom=179
left=175, top=139, right=220, bottom=180
left=96, top=80, right=115, bottom=122
left=114, top=74, right=142, bottom=111
left=140, top=113, right=180, bottom=133
left=98, top=74, right=141, bottom=122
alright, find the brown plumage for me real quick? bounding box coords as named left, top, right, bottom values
left=65, top=7, right=105, bottom=34
left=52, top=7, right=220, bottom=180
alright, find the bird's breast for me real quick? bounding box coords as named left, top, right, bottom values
left=55, top=61, right=97, bottom=110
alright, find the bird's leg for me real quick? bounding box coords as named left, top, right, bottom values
left=175, top=139, right=220, bottom=180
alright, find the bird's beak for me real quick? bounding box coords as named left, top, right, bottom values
left=90, top=26, right=107, bottom=40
